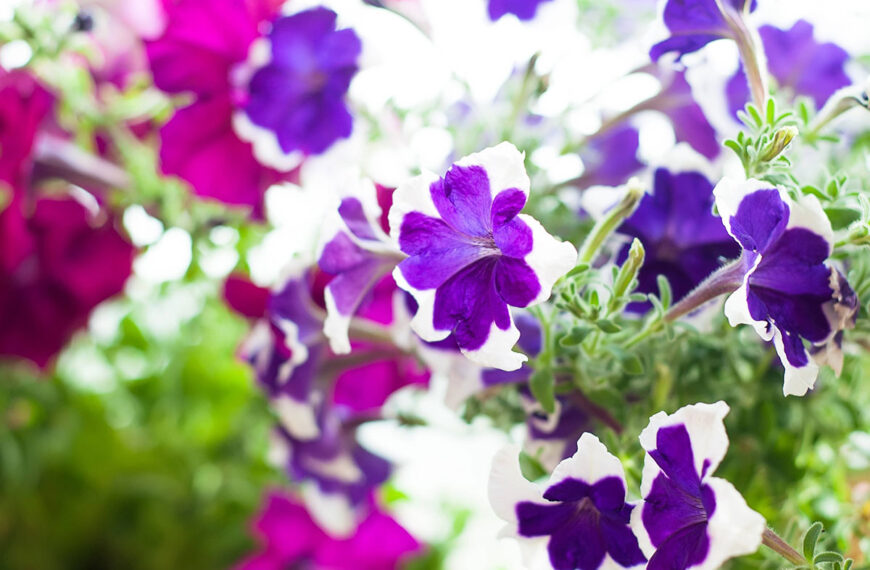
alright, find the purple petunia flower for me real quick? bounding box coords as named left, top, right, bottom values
left=577, top=125, right=645, bottom=189
left=617, top=147, right=740, bottom=312
left=714, top=178, right=858, bottom=396
left=147, top=2, right=360, bottom=216
left=237, top=491, right=421, bottom=570
left=631, top=401, right=765, bottom=570
left=487, top=0, right=554, bottom=21
left=390, top=142, right=577, bottom=370
left=320, top=185, right=401, bottom=354
left=726, top=20, right=852, bottom=117
left=238, top=7, right=361, bottom=160
left=489, top=433, right=646, bottom=570
left=650, top=0, right=757, bottom=62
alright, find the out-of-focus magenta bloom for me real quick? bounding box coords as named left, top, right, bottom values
left=147, top=1, right=360, bottom=218
left=145, top=0, right=282, bottom=217
left=0, top=69, right=54, bottom=192
left=726, top=20, right=852, bottom=117
left=237, top=491, right=421, bottom=570
left=0, top=196, right=135, bottom=368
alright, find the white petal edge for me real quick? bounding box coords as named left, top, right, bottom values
left=232, top=111, right=304, bottom=172
left=488, top=444, right=545, bottom=524
left=323, top=287, right=353, bottom=354
left=712, top=177, right=776, bottom=240
left=392, top=267, right=451, bottom=343
left=638, top=401, right=731, bottom=480
left=773, top=330, right=820, bottom=397
left=301, top=483, right=356, bottom=538
left=548, top=432, right=626, bottom=488
left=388, top=170, right=441, bottom=243
left=273, top=395, right=321, bottom=441
left=785, top=192, right=833, bottom=252
left=456, top=141, right=530, bottom=202
left=462, top=319, right=525, bottom=371
left=632, top=454, right=662, bottom=557
left=699, top=477, right=765, bottom=570
left=520, top=214, right=579, bottom=306
left=656, top=143, right=717, bottom=180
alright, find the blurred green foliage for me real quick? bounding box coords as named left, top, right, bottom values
left=0, top=283, right=281, bottom=570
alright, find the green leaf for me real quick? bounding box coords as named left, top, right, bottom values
left=813, top=552, right=844, bottom=565
left=529, top=370, right=556, bottom=414
left=596, top=319, right=621, bottom=334
left=519, top=451, right=549, bottom=481
left=657, top=275, right=672, bottom=309
left=565, top=263, right=590, bottom=278
left=803, top=522, right=824, bottom=561
left=622, top=355, right=644, bottom=375
left=559, top=326, right=593, bottom=347
left=825, top=207, right=861, bottom=230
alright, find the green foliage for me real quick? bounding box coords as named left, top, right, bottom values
left=0, top=287, right=281, bottom=569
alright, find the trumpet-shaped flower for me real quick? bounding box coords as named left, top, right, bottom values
left=631, top=401, right=765, bottom=570
left=390, top=142, right=576, bottom=371
left=650, top=0, right=757, bottom=62
left=489, top=433, right=646, bottom=570
left=713, top=179, right=858, bottom=396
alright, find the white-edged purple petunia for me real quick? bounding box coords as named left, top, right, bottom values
left=713, top=178, right=858, bottom=396
left=389, top=142, right=577, bottom=371
left=489, top=433, right=646, bottom=570
left=319, top=184, right=401, bottom=354
left=631, top=401, right=765, bottom=570
left=650, top=0, right=757, bottom=62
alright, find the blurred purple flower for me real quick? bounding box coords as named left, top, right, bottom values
left=0, top=69, right=54, bottom=193
left=577, top=126, right=644, bottom=189
left=726, top=20, right=851, bottom=117
left=650, top=0, right=757, bottom=62
left=241, top=7, right=361, bottom=156
left=617, top=153, right=739, bottom=312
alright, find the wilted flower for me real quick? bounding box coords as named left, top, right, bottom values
left=650, top=0, right=758, bottom=62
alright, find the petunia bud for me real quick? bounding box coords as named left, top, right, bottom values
left=759, top=126, right=798, bottom=162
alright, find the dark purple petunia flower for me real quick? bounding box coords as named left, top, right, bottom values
left=714, top=178, right=857, bottom=396
left=241, top=7, right=361, bottom=157
left=577, top=125, right=644, bottom=189
left=617, top=148, right=740, bottom=312
left=237, top=491, right=421, bottom=570
left=726, top=20, right=852, bottom=117
left=490, top=433, right=646, bottom=570
left=0, top=196, right=135, bottom=368
left=390, top=142, right=576, bottom=371
left=631, top=401, right=764, bottom=570
left=650, top=0, right=757, bottom=62
left=487, top=0, right=553, bottom=21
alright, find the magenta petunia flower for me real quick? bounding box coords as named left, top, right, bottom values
left=237, top=491, right=421, bottom=570
left=146, top=2, right=361, bottom=217
left=0, top=196, right=135, bottom=368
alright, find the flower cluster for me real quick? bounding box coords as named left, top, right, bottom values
left=490, top=402, right=765, bottom=570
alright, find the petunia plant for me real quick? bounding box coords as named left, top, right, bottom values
left=2, top=0, right=870, bottom=569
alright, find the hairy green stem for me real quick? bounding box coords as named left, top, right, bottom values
left=762, top=528, right=806, bottom=566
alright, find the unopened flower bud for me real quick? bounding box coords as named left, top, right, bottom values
left=759, top=126, right=798, bottom=162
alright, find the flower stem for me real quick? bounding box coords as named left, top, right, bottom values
left=623, top=258, right=745, bottom=349
left=762, top=528, right=806, bottom=566
left=717, top=0, right=768, bottom=110
left=576, top=181, right=644, bottom=265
